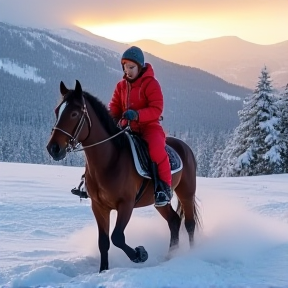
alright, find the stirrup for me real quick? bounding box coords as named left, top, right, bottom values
left=71, top=176, right=88, bottom=199
left=71, top=187, right=89, bottom=199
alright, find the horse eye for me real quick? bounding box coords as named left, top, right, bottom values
left=71, top=111, right=79, bottom=118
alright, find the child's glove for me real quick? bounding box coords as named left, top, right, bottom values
left=123, top=109, right=138, bottom=121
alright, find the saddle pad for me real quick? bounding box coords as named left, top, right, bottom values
left=125, top=132, right=183, bottom=179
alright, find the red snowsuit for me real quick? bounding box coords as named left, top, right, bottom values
left=109, top=63, right=171, bottom=186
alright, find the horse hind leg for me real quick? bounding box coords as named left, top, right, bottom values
left=185, top=212, right=196, bottom=247
left=179, top=197, right=197, bottom=248
left=156, top=204, right=181, bottom=251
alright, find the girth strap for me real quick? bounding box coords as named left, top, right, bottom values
left=135, top=178, right=150, bottom=205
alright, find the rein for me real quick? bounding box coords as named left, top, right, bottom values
left=53, top=95, right=129, bottom=153
left=72, top=126, right=129, bottom=152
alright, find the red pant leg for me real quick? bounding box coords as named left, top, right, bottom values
left=140, top=124, right=171, bottom=186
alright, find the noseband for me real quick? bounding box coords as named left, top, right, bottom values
left=52, top=95, right=129, bottom=152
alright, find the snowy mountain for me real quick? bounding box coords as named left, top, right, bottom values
left=49, top=25, right=129, bottom=53
left=0, top=22, right=250, bottom=130
left=131, top=37, right=288, bottom=89
left=51, top=27, right=288, bottom=90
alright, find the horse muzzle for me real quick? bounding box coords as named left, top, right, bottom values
left=46, top=142, right=67, bottom=161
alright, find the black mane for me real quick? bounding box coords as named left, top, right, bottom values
left=83, top=91, right=128, bottom=148
left=64, top=90, right=127, bottom=148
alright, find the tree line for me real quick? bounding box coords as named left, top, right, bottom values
left=1, top=66, right=286, bottom=177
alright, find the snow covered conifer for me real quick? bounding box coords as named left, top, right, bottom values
left=214, top=66, right=284, bottom=176
left=278, top=84, right=288, bottom=172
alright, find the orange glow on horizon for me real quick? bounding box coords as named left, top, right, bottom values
left=78, top=21, right=219, bottom=44
left=72, top=0, right=288, bottom=45
left=76, top=17, right=287, bottom=45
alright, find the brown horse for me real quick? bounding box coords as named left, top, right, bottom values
left=46, top=80, right=200, bottom=272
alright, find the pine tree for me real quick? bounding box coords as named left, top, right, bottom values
left=252, top=67, right=284, bottom=174
left=278, top=84, right=288, bottom=172
left=215, top=66, right=285, bottom=176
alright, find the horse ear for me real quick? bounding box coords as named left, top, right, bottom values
left=75, top=80, right=82, bottom=96
left=60, top=81, right=69, bottom=97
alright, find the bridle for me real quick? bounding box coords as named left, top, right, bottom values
left=52, top=94, right=129, bottom=153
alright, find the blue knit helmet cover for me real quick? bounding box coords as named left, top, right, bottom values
left=121, top=46, right=144, bottom=67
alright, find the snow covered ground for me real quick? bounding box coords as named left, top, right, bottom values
left=0, top=162, right=287, bottom=288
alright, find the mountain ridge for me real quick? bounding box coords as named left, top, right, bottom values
left=46, top=25, right=287, bottom=89
left=130, top=36, right=288, bottom=89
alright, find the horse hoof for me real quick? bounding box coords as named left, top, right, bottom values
left=132, top=246, right=148, bottom=263
left=169, top=243, right=179, bottom=252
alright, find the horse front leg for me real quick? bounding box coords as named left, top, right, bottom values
left=111, top=202, right=148, bottom=263
left=91, top=201, right=110, bottom=272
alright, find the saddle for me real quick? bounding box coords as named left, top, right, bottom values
left=125, top=132, right=183, bottom=179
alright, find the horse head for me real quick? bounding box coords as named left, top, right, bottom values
left=46, top=80, right=91, bottom=160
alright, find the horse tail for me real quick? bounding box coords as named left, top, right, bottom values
left=175, top=196, right=202, bottom=229
left=176, top=197, right=184, bottom=220
left=176, top=146, right=202, bottom=229
left=190, top=149, right=202, bottom=228
left=193, top=196, right=202, bottom=228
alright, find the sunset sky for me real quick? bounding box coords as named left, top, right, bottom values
left=0, top=0, right=287, bottom=45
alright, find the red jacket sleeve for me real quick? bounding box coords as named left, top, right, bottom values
left=109, top=82, right=123, bottom=121
left=138, top=78, right=163, bottom=123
